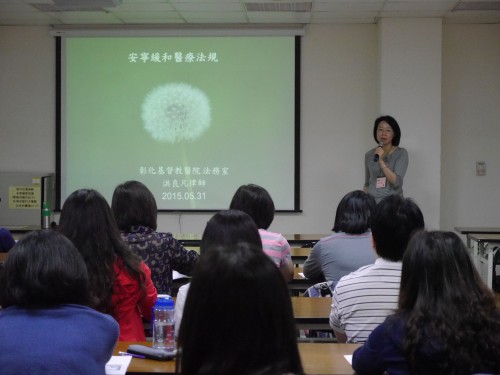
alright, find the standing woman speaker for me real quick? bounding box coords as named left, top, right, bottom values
left=364, top=115, right=409, bottom=203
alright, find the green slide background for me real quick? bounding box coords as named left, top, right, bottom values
left=63, top=36, right=296, bottom=210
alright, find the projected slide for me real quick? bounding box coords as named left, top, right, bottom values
left=60, top=36, right=298, bottom=210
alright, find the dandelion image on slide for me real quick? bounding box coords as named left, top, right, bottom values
left=141, top=83, right=211, bottom=143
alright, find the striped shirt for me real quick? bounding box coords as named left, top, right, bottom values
left=258, top=229, right=292, bottom=267
left=329, top=257, right=401, bottom=343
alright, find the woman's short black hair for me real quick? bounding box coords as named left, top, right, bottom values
left=333, top=190, right=376, bottom=234
left=373, top=115, right=401, bottom=146
left=111, top=180, right=158, bottom=231
left=0, top=230, right=90, bottom=308
left=229, top=184, right=275, bottom=230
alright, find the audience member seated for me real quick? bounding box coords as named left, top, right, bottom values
left=0, top=230, right=119, bottom=375
left=0, top=227, right=15, bottom=252
left=352, top=230, right=500, bottom=375
left=58, top=189, right=157, bottom=341
left=111, top=180, right=199, bottom=295
left=174, top=209, right=262, bottom=337
left=230, top=183, right=294, bottom=282
left=330, top=195, right=424, bottom=343
left=177, top=243, right=303, bottom=375
left=303, top=190, right=376, bottom=289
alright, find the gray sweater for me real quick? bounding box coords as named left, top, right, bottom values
left=303, top=231, right=375, bottom=289
left=364, top=146, right=408, bottom=203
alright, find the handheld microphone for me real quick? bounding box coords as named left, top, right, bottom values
left=373, top=142, right=383, bottom=162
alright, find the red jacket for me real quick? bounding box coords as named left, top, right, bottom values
left=112, top=260, right=157, bottom=341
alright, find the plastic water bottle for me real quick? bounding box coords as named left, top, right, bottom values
left=42, top=202, right=51, bottom=229
left=152, top=295, right=175, bottom=352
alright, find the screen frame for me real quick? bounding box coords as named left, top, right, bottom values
left=55, top=34, right=301, bottom=213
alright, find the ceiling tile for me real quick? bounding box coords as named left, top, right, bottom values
left=313, top=10, right=379, bottom=19
left=384, top=1, right=456, bottom=12
left=47, top=10, right=121, bottom=22
left=182, top=11, right=248, bottom=23
left=380, top=10, right=449, bottom=17
left=0, top=11, right=57, bottom=25
left=247, top=11, right=312, bottom=22
left=0, top=0, right=498, bottom=25
left=312, top=16, right=377, bottom=24
left=171, top=2, right=242, bottom=11
left=115, top=2, right=175, bottom=11
left=113, top=11, right=182, bottom=21
left=314, top=1, right=384, bottom=12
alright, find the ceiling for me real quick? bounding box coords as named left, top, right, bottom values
left=1, top=0, right=500, bottom=26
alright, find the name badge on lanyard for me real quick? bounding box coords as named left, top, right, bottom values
left=376, top=177, right=387, bottom=188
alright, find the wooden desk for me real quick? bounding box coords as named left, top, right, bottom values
left=291, top=247, right=312, bottom=264
left=171, top=233, right=201, bottom=246
left=467, top=233, right=500, bottom=289
left=183, top=246, right=200, bottom=253
left=175, top=233, right=327, bottom=247
left=290, top=267, right=316, bottom=295
left=183, top=246, right=311, bottom=265
left=284, top=234, right=327, bottom=247
left=113, top=341, right=359, bottom=374
left=293, top=267, right=304, bottom=279
left=299, top=342, right=359, bottom=375
left=455, top=227, right=500, bottom=248
left=141, top=296, right=331, bottom=342
left=292, top=296, right=331, bottom=330
left=173, top=268, right=315, bottom=297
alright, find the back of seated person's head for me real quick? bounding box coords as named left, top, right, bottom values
left=111, top=180, right=158, bottom=231
left=0, top=227, right=15, bottom=252
left=178, top=243, right=303, bottom=375
left=0, top=230, right=90, bottom=309
left=370, top=195, right=424, bottom=261
left=200, top=209, right=262, bottom=255
left=332, top=190, right=376, bottom=234
left=229, top=184, right=275, bottom=229
left=59, top=188, right=142, bottom=312
left=397, top=230, right=499, bottom=373
left=399, top=230, right=494, bottom=310
left=59, top=188, right=131, bottom=260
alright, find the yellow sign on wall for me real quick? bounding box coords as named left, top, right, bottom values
left=9, top=186, right=41, bottom=209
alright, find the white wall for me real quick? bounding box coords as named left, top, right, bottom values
left=0, top=27, right=55, bottom=174
left=441, top=24, right=500, bottom=231
left=379, top=19, right=442, bottom=230
left=295, top=24, right=378, bottom=232
left=1, top=23, right=499, bottom=234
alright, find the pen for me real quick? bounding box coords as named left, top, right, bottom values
left=118, top=351, right=146, bottom=359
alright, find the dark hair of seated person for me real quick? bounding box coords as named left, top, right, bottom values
left=0, top=230, right=90, bottom=308
left=200, top=209, right=262, bottom=255
left=397, top=230, right=500, bottom=374
left=332, top=190, right=376, bottom=234
left=0, top=227, right=15, bottom=252
left=370, top=194, right=424, bottom=261
left=229, top=183, right=275, bottom=230
left=177, top=243, right=304, bottom=375
left=111, top=180, right=158, bottom=231
left=58, top=188, right=145, bottom=313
